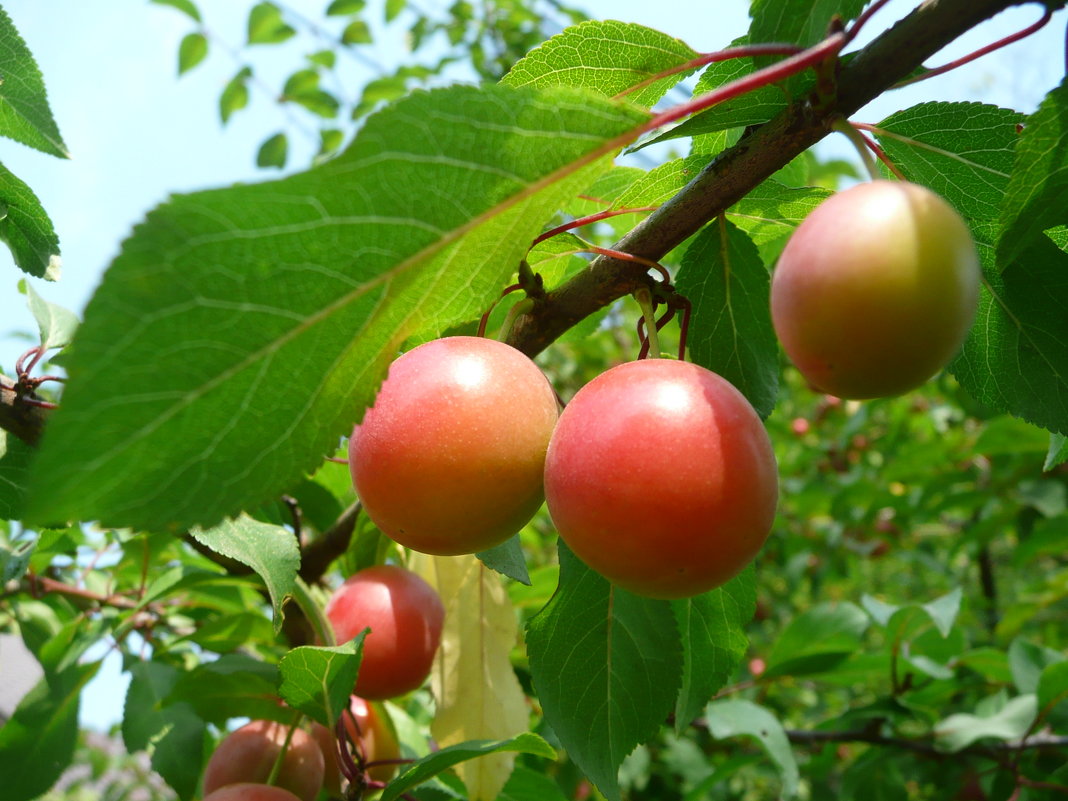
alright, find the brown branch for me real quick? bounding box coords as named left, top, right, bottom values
left=505, top=0, right=1052, bottom=357
left=786, top=727, right=1068, bottom=759
left=0, top=373, right=47, bottom=446
left=300, top=501, right=361, bottom=583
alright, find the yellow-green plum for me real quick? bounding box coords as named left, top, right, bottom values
left=349, top=336, right=559, bottom=555
left=544, top=359, right=778, bottom=599
left=770, top=180, right=980, bottom=399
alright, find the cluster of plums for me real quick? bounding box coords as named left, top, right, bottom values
left=198, top=180, right=979, bottom=801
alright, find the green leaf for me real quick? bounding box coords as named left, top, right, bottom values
left=0, top=537, right=33, bottom=581
left=502, top=20, right=698, bottom=109
left=673, top=566, right=755, bottom=732
left=307, top=49, right=336, bottom=69
left=289, top=88, right=340, bottom=118
left=21, top=280, right=78, bottom=349
left=385, top=0, right=405, bottom=22
left=704, top=699, right=799, bottom=798
left=123, top=661, right=207, bottom=801
left=25, top=84, right=648, bottom=532
left=0, top=5, right=69, bottom=158
left=526, top=541, right=682, bottom=801
left=166, top=654, right=283, bottom=725
left=220, top=66, right=252, bottom=124
left=1047, top=433, right=1068, bottom=470
left=277, top=634, right=365, bottom=727
left=498, top=764, right=570, bottom=801
left=0, top=429, right=32, bottom=519
left=256, top=132, right=288, bottom=169
left=178, top=31, right=208, bottom=75
left=951, top=226, right=1068, bottom=437
left=749, top=0, right=867, bottom=49
left=726, top=180, right=830, bottom=252
left=341, top=19, right=372, bottom=45
left=381, top=733, right=556, bottom=801
left=0, top=662, right=100, bottom=801
left=190, top=516, right=299, bottom=630
left=248, top=1, right=296, bottom=45
left=0, top=161, right=61, bottom=279
left=873, top=102, right=1022, bottom=221
left=1038, top=661, right=1068, bottom=723
left=151, top=0, right=202, bottom=21
left=675, top=218, right=778, bottom=418
left=1008, top=637, right=1065, bottom=694
left=477, top=535, right=531, bottom=585
left=764, top=602, right=868, bottom=678
left=326, top=0, right=366, bottom=14
left=935, top=694, right=1038, bottom=752
left=999, top=79, right=1068, bottom=264
left=318, top=128, right=344, bottom=159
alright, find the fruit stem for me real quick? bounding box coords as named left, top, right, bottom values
left=292, top=575, right=336, bottom=647
left=266, top=710, right=304, bottom=789
left=634, top=287, right=660, bottom=359
left=531, top=206, right=659, bottom=247
left=832, top=118, right=881, bottom=182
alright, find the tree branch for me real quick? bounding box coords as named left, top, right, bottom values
left=0, top=374, right=47, bottom=446
left=786, top=727, right=1068, bottom=759
left=505, top=0, right=1050, bottom=357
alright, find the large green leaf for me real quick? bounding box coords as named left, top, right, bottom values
left=675, top=218, right=778, bottom=418
left=502, top=20, right=697, bottom=109
left=24, top=84, right=648, bottom=531
left=0, top=661, right=100, bottom=801
left=0, top=429, right=32, bottom=519
left=672, top=566, right=755, bottom=732
left=0, top=5, right=68, bottom=158
left=526, top=542, right=682, bottom=801
left=166, top=654, right=283, bottom=725
left=764, top=602, right=868, bottom=678
left=704, top=699, right=799, bottom=798
left=951, top=224, right=1068, bottom=437
left=748, top=0, right=867, bottom=50
left=278, top=635, right=365, bottom=727
left=934, top=694, right=1038, bottom=752
left=0, top=161, right=61, bottom=279
left=21, top=280, right=78, bottom=349
left=999, top=79, right=1068, bottom=264
left=872, top=102, right=1022, bottom=221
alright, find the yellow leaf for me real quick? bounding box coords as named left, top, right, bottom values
left=416, top=553, right=528, bottom=800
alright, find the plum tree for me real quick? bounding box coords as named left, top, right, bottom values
left=543, top=359, right=778, bottom=599
left=325, top=565, right=445, bottom=699
left=770, top=180, right=980, bottom=399
left=201, top=720, right=324, bottom=801
left=201, top=785, right=304, bottom=801
left=311, top=695, right=402, bottom=790
left=349, top=335, right=560, bottom=555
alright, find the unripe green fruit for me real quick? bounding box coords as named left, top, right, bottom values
left=770, top=180, right=980, bottom=399
left=544, top=359, right=778, bottom=599
left=349, top=336, right=559, bottom=555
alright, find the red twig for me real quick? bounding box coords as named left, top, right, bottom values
left=675, top=295, right=692, bottom=362
left=845, top=0, right=896, bottom=46
left=614, top=43, right=805, bottom=101
left=532, top=206, right=659, bottom=247
left=895, top=6, right=1054, bottom=87
left=851, top=124, right=908, bottom=180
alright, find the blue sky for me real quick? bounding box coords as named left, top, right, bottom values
left=0, top=0, right=1063, bottom=730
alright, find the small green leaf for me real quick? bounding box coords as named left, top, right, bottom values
left=704, top=699, right=799, bottom=798
left=151, top=0, right=202, bottom=21
left=0, top=161, right=61, bottom=279
left=476, top=536, right=530, bottom=585
left=526, top=541, right=682, bottom=801
left=326, top=0, right=366, bottom=14
left=307, top=49, right=337, bottom=69
left=278, top=634, right=365, bottom=728
left=385, top=0, right=405, bottom=22
left=256, top=132, right=288, bottom=169
left=317, top=128, right=344, bottom=158
left=764, top=602, right=868, bottom=678
left=0, top=537, right=33, bottom=582
left=381, top=733, right=555, bottom=801
left=190, top=516, right=299, bottom=631
left=499, top=764, right=570, bottom=801
left=178, top=31, right=208, bottom=75
left=503, top=20, right=698, bottom=108
left=219, top=66, right=252, bottom=124
left=676, top=218, right=778, bottom=418
left=1047, top=434, right=1068, bottom=470
left=999, top=79, right=1068, bottom=264
left=20, top=280, right=78, bottom=349
left=673, top=566, right=755, bottom=731
left=248, top=2, right=296, bottom=45
left=0, top=5, right=69, bottom=157
left=0, top=662, right=100, bottom=801
left=935, top=694, right=1038, bottom=752
left=1038, top=661, right=1068, bottom=723
left=341, top=19, right=372, bottom=44
left=283, top=68, right=320, bottom=96
left=1008, top=638, right=1065, bottom=694
left=289, top=89, right=340, bottom=118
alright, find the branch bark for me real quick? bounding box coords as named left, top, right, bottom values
left=0, top=374, right=46, bottom=446
left=505, top=0, right=1046, bottom=357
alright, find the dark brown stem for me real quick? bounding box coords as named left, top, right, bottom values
left=299, top=502, right=362, bottom=583
left=1, top=373, right=48, bottom=445
left=505, top=0, right=1048, bottom=358
left=978, top=542, right=999, bottom=634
